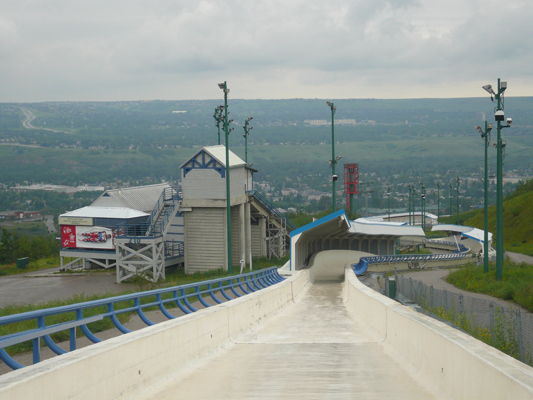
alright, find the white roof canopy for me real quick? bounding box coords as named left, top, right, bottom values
left=60, top=206, right=148, bottom=220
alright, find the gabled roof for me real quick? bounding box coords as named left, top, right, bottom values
left=180, top=145, right=246, bottom=170
left=91, top=183, right=169, bottom=213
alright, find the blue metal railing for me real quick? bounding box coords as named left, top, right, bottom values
left=165, top=241, right=184, bottom=258
left=247, top=190, right=296, bottom=231
left=351, top=252, right=471, bottom=276
left=425, top=239, right=469, bottom=253
left=0, top=267, right=285, bottom=370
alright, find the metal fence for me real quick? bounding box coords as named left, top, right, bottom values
left=0, top=267, right=285, bottom=371
left=395, top=273, right=533, bottom=366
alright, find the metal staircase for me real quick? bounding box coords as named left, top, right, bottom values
left=146, top=187, right=181, bottom=237
left=247, top=190, right=295, bottom=259
left=247, top=190, right=296, bottom=231
left=115, top=187, right=183, bottom=283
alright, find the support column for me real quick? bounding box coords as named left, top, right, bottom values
left=239, top=203, right=246, bottom=268
left=245, top=202, right=252, bottom=268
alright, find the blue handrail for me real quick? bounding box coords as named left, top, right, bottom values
left=0, top=267, right=285, bottom=370
left=247, top=190, right=296, bottom=231
left=351, top=252, right=470, bottom=276
left=425, top=239, right=469, bottom=253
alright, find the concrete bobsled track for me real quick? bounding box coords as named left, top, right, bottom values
left=1, top=250, right=533, bottom=399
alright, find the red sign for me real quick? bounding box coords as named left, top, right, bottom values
left=61, top=225, right=77, bottom=248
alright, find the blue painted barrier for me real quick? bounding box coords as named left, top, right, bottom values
left=351, top=252, right=469, bottom=276
left=0, top=267, right=284, bottom=370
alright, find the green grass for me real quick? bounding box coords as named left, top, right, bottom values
left=0, top=256, right=60, bottom=276
left=446, top=260, right=533, bottom=312
left=441, top=189, right=533, bottom=257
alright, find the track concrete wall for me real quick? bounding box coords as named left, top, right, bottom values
left=2, top=251, right=533, bottom=399
left=343, top=265, right=533, bottom=399
left=0, top=270, right=310, bottom=400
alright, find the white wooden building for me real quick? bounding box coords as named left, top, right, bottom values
left=180, top=145, right=291, bottom=274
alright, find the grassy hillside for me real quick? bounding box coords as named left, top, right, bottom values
left=462, top=184, right=533, bottom=256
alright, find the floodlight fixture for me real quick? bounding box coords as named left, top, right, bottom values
left=326, top=101, right=332, bottom=107
left=482, top=84, right=495, bottom=95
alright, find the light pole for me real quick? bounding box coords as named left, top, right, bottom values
left=326, top=101, right=341, bottom=212
left=218, top=81, right=233, bottom=273
left=454, top=177, right=460, bottom=225
left=213, top=105, right=224, bottom=145
left=449, top=183, right=453, bottom=224
left=407, top=185, right=414, bottom=225
left=243, top=117, right=253, bottom=164
left=387, top=187, right=391, bottom=222
left=412, top=187, right=417, bottom=225
left=482, top=80, right=512, bottom=280
left=420, top=183, right=426, bottom=231
left=476, top=122, right=493, bottom=273
left=437, top=183, right=440, bottom=224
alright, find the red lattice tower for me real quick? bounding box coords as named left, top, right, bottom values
left=344, top=163, right=359, bottom=212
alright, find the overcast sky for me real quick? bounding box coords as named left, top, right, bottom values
left=1, top=0, right=532, bottom=102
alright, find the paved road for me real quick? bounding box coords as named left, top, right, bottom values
left=507, top=251, right=533, bottom=265
left=0, top=268, right=134, bottom=307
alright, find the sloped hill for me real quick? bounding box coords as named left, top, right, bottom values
left=463, top=184, right=533, bottom=256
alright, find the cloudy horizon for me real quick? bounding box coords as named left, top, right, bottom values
left=1, top=0, right=532, bottom=102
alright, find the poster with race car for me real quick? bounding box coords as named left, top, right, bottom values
left=61, top=225, right=117, bottom=250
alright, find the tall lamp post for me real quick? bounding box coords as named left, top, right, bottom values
left=326, top=101, right=341, bottom=211
left=454, top=177, right=460, bottom=225
left=482, top=80, right=512, bottom=280
left=420, top=183, right=426, bottom=231
left=437, top=183, right=440, bottom=224
left=243, top=117, right=253, bottom=164
left=213, top=105, right=224, bottom=145
left=387, top=187, right=391, bottom=222
left=476, top=122, right=493, bottom=273
left=408, top=185, right=413, bottom=225
left=218, top=82, right=233, bottom=273
left=449, top=183, right=453, bottom=224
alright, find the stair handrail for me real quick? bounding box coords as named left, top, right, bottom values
left=146, top=187, right=180, bottom=237
left=247, top=190, right=296, bottom=231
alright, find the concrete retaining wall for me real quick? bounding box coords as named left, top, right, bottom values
left=343, top=266, right=533, bottom=399
left=0, top=270, right=310, bottom=400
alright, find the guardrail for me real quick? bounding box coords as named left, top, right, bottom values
left=351, top=252, right=470, bottom=276
left=0, top=267, right=284, bottom=371
left=247, top=190, right=296, bottom=231
left=425, top=239, right=469, bottom=253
